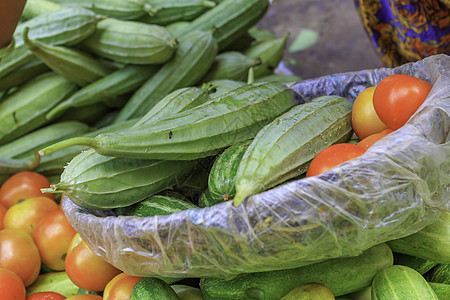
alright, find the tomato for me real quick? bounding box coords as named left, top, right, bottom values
left=108, top=275, right=143, bottom=300
left=306, top=143, right=366, bottom=177
left=373, top=74, right=432, bottom=130
left=0, top=203, right=6, bottom=230
left=0, top=267, right=26, bottom=300
left=0, top=228, right=41, bottom=287
left=351, top=86, right=390, bottom=139
left=357, top=128, right=394, bottom=151
left=3, top=196, right=59, bottom=235
left=103, top=273, right=127, bottom=300
left=32, top=210, right=77, bottom=271
left=65, top=236, right=121, bottom=292
left=65, top=295, right=102, bottom=300
left=0, top=171, right=54, bottom=208
left=26, top=291, right=66, bottom=300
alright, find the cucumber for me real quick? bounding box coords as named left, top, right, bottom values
left=200, top=243, right=393, bottom=299
left=371, top=265, right=439, bottom=299
left=115, top=193, right=197, bottom=217
left=393, top=252, right=438, bottom=275
left=81, top=18, right=177, bottom=65
left=113, top=30, right=218, bottom=122
left=281, top=282, right=335, bottom=300
left=26, top=271, right=79, bottom=298
left=0, top=72, right=78, bottom=145
left=387, top=212, right=450, bottom=264
left=172, top=284, right=204, bottom=300
left=0, top=58, right=50, bottom=91
left=208, top=140, right=251, bottom=202
left=40, top=82, right=296, bottom=161
left=233, top=95, right=353, bottom=206
left=130, top=277, right=178, bottom=300
left=44, top=149, right=201, bottom=209
left=429, top=282, right=450, bottom=300
left=428, top=264, right=450, bottom=284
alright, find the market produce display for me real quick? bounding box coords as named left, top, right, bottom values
left=0, top=0, right=449, bottom=298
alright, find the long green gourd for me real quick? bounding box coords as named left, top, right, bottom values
left=22, top=0, right=64, bottom=19
left=0, top=155, right=40, bottom=175
left=233, top=95, right=353, bottom=206
left=173, top=0, right=269, bottom=50
left=113, top=30, right=218, bottom=122
left=46, top=64, right=159, bottom=120
left=23, top=27, right=116, bottom=87
left=39, top=81, right=296, bottom=161
left=0, top=59, right=50, bottom=91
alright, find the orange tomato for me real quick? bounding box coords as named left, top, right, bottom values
left=26, top=291, right=66, bottom=300
left=0, top=171, right=54, bottom=208
left=0, top=203, right=6, bottom=230
left=108, top=275, right=143, bottom=300
left=65, top=295, right=102, bottom=300
left=0, top=228, right=41, bottom=287
left=373, top=74, right=432, bottom=130
left=0, top=267, right=26, bottom=300
left=32, top=210, right=77, bottom=271
left=3, top=196, right=59, bottom=235
left=351, top=86, right=390, bottom=139
left=306, top=143, right=366, bottom=177
left=65, top=236, right=121, bottom=292
left=103, top=273, right=128, bottom=300
left=357, top=129, right=394, bottom=151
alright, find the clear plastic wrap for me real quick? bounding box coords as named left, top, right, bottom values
left=62, top=54, right=450, bottom=279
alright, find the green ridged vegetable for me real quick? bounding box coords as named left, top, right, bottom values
left=233, top=95, right=353, bottom=206
left=371, top=265, right=438, bottom=299
left=200, top=243, right=393, bottom=299
left=429, top=282, right=450, bottom=300
left=81, top=18, right=177, bottom=65
left=387, top=212, right=450, bottom=264
left=165, top=21, right=190, bottom=36
left=115, top=193, right=197, bottom=217
left=208, top=140, right=251, bottom=202
left=393, top=252, right=438, bottom=275
left=281, top=282, right=335, bottom=300
left=40, top=82, right=296, bottom=161
left=172, top=285, right=204, bottom=300
left=132, top=86, right=211, bottom=127
left=131, top=277, right=178, bottom=300
left=173, top=0, right=269, bottom=50
left=1, top=8, right=103, bottom=78
left=43, top=149, right=200, bottom=209
left=198, top=188, right=221, bottom=207
left=0, top=72, right=78, bottom=145
left=204, top=79, right=245, bottom=98
left=114, top=30, right=218, bottom=122
left=23, top=27, right=115, bottom=87
left=22, top=0, right=63, bottom=19
left=52, top=0, right=151, bottom=20
left=0, top=154, right=40, bottom=175
left=46, top=64, right=159, bottom=120
left=255, top=74, right=302, bottom=84
left=244, top=32, right=290, bottom=78
left=428, top=264, right=450, bottom=285
left=200, top=51, right=260, bottom=83
left=139, top=0, right=216, bottom=25
left=26, top=271, right=79, bottom=298
left=0, top=58, right=49, bottom=91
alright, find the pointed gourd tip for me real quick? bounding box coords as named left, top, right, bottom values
left=143, top=3, right=158, bottom=16
left=204, top=0, right=216, bottom=8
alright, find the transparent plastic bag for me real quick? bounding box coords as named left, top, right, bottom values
left=62, top=54, right=450, bottom=279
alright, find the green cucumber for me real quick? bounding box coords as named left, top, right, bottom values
left=0, top=72, right=78, bottom=145
left=281, top=282, right=335, bottom=300
left=139, top=0, right=216, bottom=25
left=172, top=284, right=204, bottom=300
left=130, top=277, right=178, bottom=300
left=208, top=140, right=251, bottom=202
left=244, top=33, right=289, bottom=78
left=81, top=18, right=177, bottom=65
left=46, top=64, right=159, bottom=120
left=233, top=95, right=353, bottom=206
left=115, top=193, right=197, bottom=217
left=0, top=58, right=49, bottom=91
left=429, top=282, right=450, bottom=300
left=387, top=212, right=450, bottom=264
left=23, top=27, right=115, bottom=87
left=371, top=265, right=438, bottom=299
left=26, top=271, right=79, bottom=298
left=44, top=149, right=200, bottom=209
left=40, top=82, right=296, bottom=161
left=393, top=252, right=438, bottom=275
left=200, top=243, right=393, bottom=299
left=114, top=30, right=218, bottom=122
left=174, top=0, right=269, bottom=50
left=200, top=51, right=260, bottom=83
left=428, top=264, right=450, bottom=284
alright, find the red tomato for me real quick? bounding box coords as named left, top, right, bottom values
left=65, top=236, right=121, bottom=292
left=357, top=129, right=394, bottom=151
left=373, top=74, right=432, bottom=130
left=0, top=228, right=41, bottom=287
left=3, top=196, right=59, bottom=235
left=0, top=203, right=6, bottom=230
left=65, top=295, right=102, bottom=300
left=103, top=273, right=128, bottom=300
left=26, top=291, right=66, bottom=300
left=0, top=171, right=54, bottom=208
left=351, top=86, right=390, bottom=139
left=108, top=275, right=143, bottom=300
left=0, top=267, right=26, bottom=300
left=306, top=143, right=366, bottom=177
left=32, top=210, right=77, bottom=271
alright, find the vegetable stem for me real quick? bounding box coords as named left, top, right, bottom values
left=39, top=137, right=96, bottom=156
